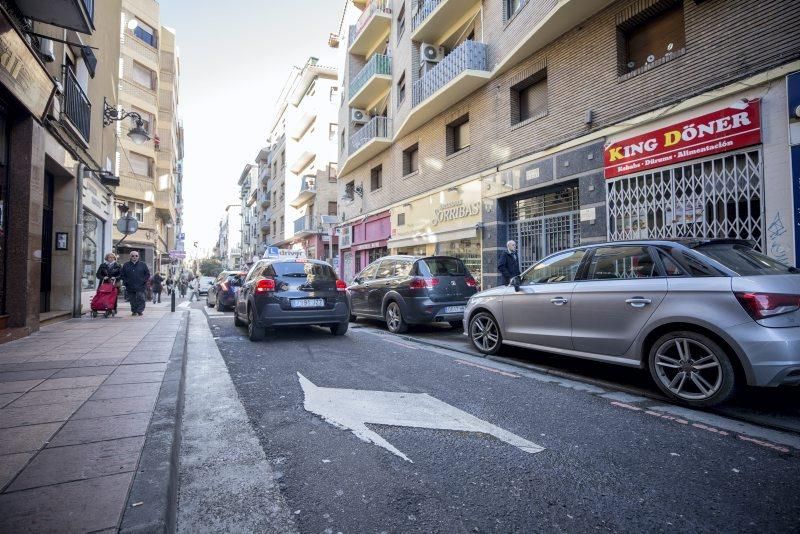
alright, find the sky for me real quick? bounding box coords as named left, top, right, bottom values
left=158, top=0, right=348, bottom=253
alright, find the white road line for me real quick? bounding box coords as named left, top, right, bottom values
left=454, top=359, right=520, bottom=378
left=599, top=391, right=649, bottom=404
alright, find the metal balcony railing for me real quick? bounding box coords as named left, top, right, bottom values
left=349, top=54, right=391, bottom=97
left=349, top=0, right=392, bottom=46
left=411, top=0, right=440, bottom=32
left=62, top=66, right=91, bottom=141
left=412, top=40, right=488, bottom=107
left=299, top=176, right=316, bottom=194
left=294, top=217, right=308, bottom=234
left=349, top=116, right=391, bottom=154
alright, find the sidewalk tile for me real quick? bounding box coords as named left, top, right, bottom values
left=50, top=366, right=115, bottom=379
left=104, top=371, right=165, bottom=385
left=73, top=395, right=156, bottom=420
left=123, top=353, right=171, bottom=364
left=70, top=357, right=126, bottom=367
left=31, top=376, right=106, bottom=391
left=0, top=393, right=22, bottom=408
left=0, top=423, right=61, bottom=455
left=0, top=380, right=43, bottom=395
left=81, top=351, right=132, bottom=360
left=91, top=382, right=160, bottom=400
left=7, top=436, right=144, bottom=491
left=0, top=370, right=58, bottom=383
left=114, top=362, right=167, bottom=374
left=0, top=362, right=71, bottom=373
left=0, top=452, right=33, bottom=489
left=48, top=413, right=150, bottom=447
left=0, top=472, right=133, bottom=533
left=0, top=401, right=84, bottom=429
left=9, top=387, right=95, bottom=408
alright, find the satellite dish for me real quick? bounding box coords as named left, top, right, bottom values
left=127, top=18, right=138, bottom=30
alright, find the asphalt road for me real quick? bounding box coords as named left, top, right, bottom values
left=200, top=303, right=800, bottom=533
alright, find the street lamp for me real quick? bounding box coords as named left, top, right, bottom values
left=102, top=98, right=151, bottom=145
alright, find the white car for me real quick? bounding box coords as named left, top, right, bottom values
left=198, top=276, right=216, bottom=296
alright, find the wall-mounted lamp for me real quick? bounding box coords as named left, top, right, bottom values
left=103, top=98, right=151, bottom=145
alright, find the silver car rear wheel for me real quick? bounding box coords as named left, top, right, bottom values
left=469, top=312, right=502, bottom=355
left=649, top=332, right=735, bottom=406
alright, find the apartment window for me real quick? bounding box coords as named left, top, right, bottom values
left=328, top=201, right=338, bottom=216
left=329, top=123, right=337, bottom=141
left=370, top=165, right=383, bottom=191
left=396, top=3, right=405, bottom=40
left=329, top=87, right=338, bottom=103
left=131, top=106, right=152, bottom=134
left=446, top=114, right=470, bottom=155
left=340, top=130, right=346, bottom=153
left=403, top=143, right=419, bottom=176
left=505, top=0, right=526, bottom=21
left=328, top=162, right=338, bottom=183
left=131, top=61, right=155, bottom=90
left=272, top=191, right=277, bottom=204
left=132, top=19, right=157, bottom=48
left=397, top=72, right=406, bottom=106
left=511, top=69, right=548, bottom=125
left=397, top=213, right=405, bottom=226
left=128, top=152, right=151, bottom=176
left=345, top=181, right=355, bottom=200
left=280, top=184, right=284, bottom=200
left=618, top=0, right=686, bottom=75
left=121, top=201, right=144, bottom=222
left=272, top=220, right=276, bottom=235
left=280, top=216, right=284, bottom=233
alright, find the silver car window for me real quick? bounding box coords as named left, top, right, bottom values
left=587, top=246, right=658, bottom=280
left=376, top=260, right=396, bottom=279
left=522, top=250, right=586, bottom=285
left=395, top=260, right=413, bottom=277
left=358, top=262, right=379, bottom=281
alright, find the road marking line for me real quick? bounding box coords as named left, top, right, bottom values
left=737, top=435, right=790, bottom=454
left=610, top=401, right=642, bottom=411
left=454, top=359, right=520, bottom=378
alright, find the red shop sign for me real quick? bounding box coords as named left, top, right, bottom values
left=603, top=100, right=762, bottom=179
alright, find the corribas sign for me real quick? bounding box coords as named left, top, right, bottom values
left=603, top=100, right=762, bottom=179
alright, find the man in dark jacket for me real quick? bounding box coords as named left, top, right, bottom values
left=121, top=251, right=150, bottom=315
left=497, top=240, right=521, bottom=286
left=151, top=273, right=164, bottom=303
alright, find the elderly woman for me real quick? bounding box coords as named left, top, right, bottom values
left=96, top=253, right=122, bottom=282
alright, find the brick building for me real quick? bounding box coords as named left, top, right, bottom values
left=335, top=0, right=800, bottom=286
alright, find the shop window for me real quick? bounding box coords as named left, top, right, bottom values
left=370, top=165, right=383, bottom=191
left=403, top=143, right=419, bottom=176
left=511, top=69, right=547, bottom=125
left=618, top=0, right=685, bottom=76
left=446, top=114, right=470, bottom=155
left=328, top=162, right=338, bottom=183
left=131, top=61, right=156, bottom=90
left=504, top=0, right=527, bottom=21
left=397, top=72, right=406, bottom=106
left=328, top=201, right=338, bottom=216
left=396, top=2, right=406, bottom=41
left=132, top=19, right=158, bottom=48
left=397, top=213, right=405, bottom=226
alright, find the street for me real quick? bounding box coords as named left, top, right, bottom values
left=193, top=301, right=800, bottom=533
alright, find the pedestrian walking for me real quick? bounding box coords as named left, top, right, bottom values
left=121, top=251, right=150, bottom=316
left=498, top=240, right=521, bottom=286
left=179, top=279, right=187, bottom=298
left=165, top=276, right=174, bottom=296
left=188, top=277, right=200, bottom=302
left=96, top=252, right=122, bottom=282
left=151, top=272, right=164, bottom=303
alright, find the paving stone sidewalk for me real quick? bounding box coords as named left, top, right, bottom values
left=0, top=303, right=186, bottom=533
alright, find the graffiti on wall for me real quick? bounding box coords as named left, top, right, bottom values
left=767, top=211, right=790, bottom=264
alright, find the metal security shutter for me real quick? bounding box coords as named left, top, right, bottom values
left=508, top=185, right=581, bottom=270
left=607, top=149, right=764, bottom=251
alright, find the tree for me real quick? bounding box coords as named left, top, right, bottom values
left=199, top=258, right=224, bottom=277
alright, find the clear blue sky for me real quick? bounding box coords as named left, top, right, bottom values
left=159, top=0, right=347, bottom=252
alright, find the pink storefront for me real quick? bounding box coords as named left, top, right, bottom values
left=339, top=211, right=391, bottom=283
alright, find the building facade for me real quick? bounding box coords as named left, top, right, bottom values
left=113, top=0, right=181, bottom=276
left=335, top=0, right=800, bottom=287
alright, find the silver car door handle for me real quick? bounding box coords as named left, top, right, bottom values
left=550, top=297, right=568, bottom=305
left=626, top=297, right=652, bottom=308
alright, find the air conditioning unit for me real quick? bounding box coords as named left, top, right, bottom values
left=39, top=38, right=55, bottom=63
left=351, top=108, right=369, bottom=124
left=420, top=43, right=445, bottom=63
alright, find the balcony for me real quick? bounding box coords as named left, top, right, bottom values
left=411, top=0, right=481, bottom=44
left=16, top=0, right=94, bottom=34
left=260, top=216, right=270, bottom=233
left=294, top=216, right=319, bottom=237
left=290, top=176, right=317, bottom=209
left=396, top=40, right=489, bottom=139
left=260, top=167, right=271, bottom=186
left=348, top=1, right=392, bottom=57
left=154, top=190, right=176, bottom=223
left=62, top=67, right=91, bottom=144
left=348, top=54, right=392, bottom=110
left=260, top=192, right=271, bottom=209
left=289, top=149, right=315, bottom=174
left=340, top=116, right=391, bottom=176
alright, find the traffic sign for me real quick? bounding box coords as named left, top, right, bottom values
left=115, top=216, right=138, bottom=235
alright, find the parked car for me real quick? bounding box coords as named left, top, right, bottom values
left=198, top=276, right=216, bottom=296
left=234, top=258, right=349, bottom=341
left=348, top=255, right=478, bottom=333
left=206, top=271, right=246, bottom=311
left=464, top=239, right=800, bottom=407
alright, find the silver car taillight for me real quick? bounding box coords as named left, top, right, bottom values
left=734, top=292, right=800, bottom=320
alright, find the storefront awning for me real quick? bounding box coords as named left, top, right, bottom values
left=387, top=227, right=477, bottom=250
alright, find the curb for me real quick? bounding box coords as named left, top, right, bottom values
left=119, top=310, right=190, bottom=533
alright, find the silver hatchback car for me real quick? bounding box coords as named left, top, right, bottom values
left=464, top=239, right=800, bottom=406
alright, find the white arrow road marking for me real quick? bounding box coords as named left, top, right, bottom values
left=298, top=373, right=544, bottom=462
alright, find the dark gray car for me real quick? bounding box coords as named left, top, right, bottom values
left=234, top=258, right=349, bottom=341
left=348, top=255, right=478, bottom=333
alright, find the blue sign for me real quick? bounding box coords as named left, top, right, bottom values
left=178, top=233, right=185, bottom=240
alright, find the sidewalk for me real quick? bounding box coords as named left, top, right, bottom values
left=0, top=301, right=187, bottom=533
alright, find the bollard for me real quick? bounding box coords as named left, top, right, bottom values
left=171, top=287, right=176, bottom=312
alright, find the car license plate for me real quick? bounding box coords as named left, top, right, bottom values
left=290, top=298, right=324, bottom=308
left=444, top=305, right=465, bottom=313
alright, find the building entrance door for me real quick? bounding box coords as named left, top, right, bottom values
left=40, top=172, right=54, bottom=313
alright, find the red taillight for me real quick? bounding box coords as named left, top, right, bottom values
left=220, top=282, right=229, bottom=292
left=409, top=277, right=439, bottom=289
left=465, top=276, right=477, bottom=287
left=734, top=292, right=800, bottom=320
left=255, top=279, right=276, bottom=293
left=336, top=279, right=347, bottom=292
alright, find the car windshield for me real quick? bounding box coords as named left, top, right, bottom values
left=225, top=274, right=244, bottom=285
left=273, top=262, right=336, bottom=279
left=421, top=258, right=467, bottom=276
left=694, top=244, right=796, bottom=276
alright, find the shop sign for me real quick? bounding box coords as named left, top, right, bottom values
left=604, top=100, right=762, bottom=179
left=391, top=180, right=482, bottom=238
left=432, top=200, right=481, bottom=226
left=0, top=11, right=55, bottom=120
